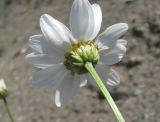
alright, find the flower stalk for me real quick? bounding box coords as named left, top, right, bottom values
left=85, top=62, right=125, bottom=122
left=3, top=98, right=15, bottom=122
left=0, top=79, right=14, bottom=122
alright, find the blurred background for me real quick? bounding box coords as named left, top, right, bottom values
left=0, top=0, right=160, bottom=121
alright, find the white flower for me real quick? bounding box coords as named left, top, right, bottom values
left=0, top=79, right=8, bottom=99
left=26, top=0, right=128, bottom=107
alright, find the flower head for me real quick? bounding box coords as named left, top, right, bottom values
left=26, top=0, right=128, bottom=107
left=64, top=41, right=99, bottom=74
left=0, top=79, right=8, bottom=99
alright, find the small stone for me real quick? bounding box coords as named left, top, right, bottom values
left=20, top=47, right=27, bottom=54
left=130, top=55, right=143, bottom=62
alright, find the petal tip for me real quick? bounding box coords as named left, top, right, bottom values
left=40, top=14, right=49, bottom=19
left=56, top=103, right=61, bottom=107
left=25, top=53, right=31, bottom=60
left=40, top=14, right=51, bottom=24
left=115, top=23, right=129, bottom=31
left=121, top=23, right=129, bottom=30
left=55, top=90, right=62, bottom=107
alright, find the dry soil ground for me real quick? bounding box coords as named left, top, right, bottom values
left=0, top=0, right=160, bottom=122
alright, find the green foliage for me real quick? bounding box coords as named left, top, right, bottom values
left=0, top=0, right=6, bottom=8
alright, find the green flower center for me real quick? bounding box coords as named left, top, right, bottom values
left=64, top=41, right=100, bottom=74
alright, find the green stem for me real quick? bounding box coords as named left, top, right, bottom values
left=3, top=98, right=15, bottom=122
left=85, top=62, right=125, bottom=122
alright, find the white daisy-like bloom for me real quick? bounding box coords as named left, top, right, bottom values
left=26, top=0, right=128, bottom=107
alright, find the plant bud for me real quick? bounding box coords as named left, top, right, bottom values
left=0, top=79, right=8, bottom=99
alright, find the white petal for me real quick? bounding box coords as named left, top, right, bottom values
left=86, top=73, right=97, bottom=86
left=89, top=4, right=102, bottom=40
left=100, top=44, right=127, bottom=65
left=117, top=39, right=127, bottom=46
left=79, top=74, right=87, bottom=87
left=95, top=64, right=110, bottom=83
left=40, top=14, right=71, bottom=52
left=26, top=53, right=63, bottom=69
left=70, top=0, right=97, bottom=40
left=29, top=34, right=63, bottom=56
left=55, top=74, right=80, bottom=107
left=87, top=64, right=110, bottom=87
left=86, top=64, right=120, bottom=87
left=30, top=64, right=69, bottom=91
left=29, top=35, right=44, bottom=53
left=96, top=23, right=128, bottom=49
left=107, top=69, right=120, bottom=86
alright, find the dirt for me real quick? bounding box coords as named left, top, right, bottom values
left=0, top=0, right=160, bottom=122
